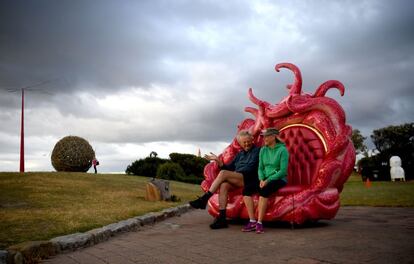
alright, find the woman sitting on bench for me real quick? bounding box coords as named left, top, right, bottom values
left=242, top=128, right=289, bottom=234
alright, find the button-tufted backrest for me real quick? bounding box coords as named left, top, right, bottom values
left=278, top=125, right=326, bottom=186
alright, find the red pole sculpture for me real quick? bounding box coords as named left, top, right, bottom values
left=20, top=88, right=25, bottom=173
left=7, top=79, right=54, bottom=173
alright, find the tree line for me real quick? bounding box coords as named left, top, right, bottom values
left=126, top=122, right=412, bottom=183
left=126, top=152, right=208, bottom=184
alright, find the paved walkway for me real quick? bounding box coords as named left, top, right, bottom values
left=43, top=207, right=414, bottom=264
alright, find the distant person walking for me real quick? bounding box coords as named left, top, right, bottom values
left=92, top=158, right=99, bottom=174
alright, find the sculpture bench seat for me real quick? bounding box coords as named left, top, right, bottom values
left=201, top=63, right=355, bottom=224
left=276, top=185, right=308, bottom=196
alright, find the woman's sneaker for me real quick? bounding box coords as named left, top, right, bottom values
left=242, top=221, right=256, bottom=232
left=256, top=222, right=264, bottom=234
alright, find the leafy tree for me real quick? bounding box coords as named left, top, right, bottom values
left=169, top=153, right=208, bottom=179
left=351, top=129, right=367, bottom=155
left=157, top=162, right=186, bottom=181
left=371, top=123, right=413, bottom=154
left=358, top=122, right=413, bottom=181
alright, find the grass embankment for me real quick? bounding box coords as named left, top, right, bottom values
left=1, top=171, right=413, bottom=249
left=340, top=172, right=414, bottom=207
left=0, top=172, right=202, bottom=249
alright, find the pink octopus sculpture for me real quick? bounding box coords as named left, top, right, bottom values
left=201, top=62, right=355, bottom=224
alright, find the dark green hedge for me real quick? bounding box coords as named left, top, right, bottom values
left=125, top=157, right=168, bottom=177
left=126, top=153, right=208, bottom=184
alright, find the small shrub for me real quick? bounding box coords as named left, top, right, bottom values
left=125, top=157, right=168, bottom=177
left=157, top=162, right=186, bottom=181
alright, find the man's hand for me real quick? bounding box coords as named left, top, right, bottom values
left=204, top=152, right=218, bottom=161
left=260, top=180, right=267, bottom=188
left=204, top=152, right=223, bottom=167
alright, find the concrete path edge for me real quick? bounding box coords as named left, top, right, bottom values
left=1, top=204, right=192, bottom=264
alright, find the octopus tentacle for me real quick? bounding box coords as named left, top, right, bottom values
left=275, top=63, right=302, bottom=95
left=313, top=80, right=345, bottom=97
left=246, top=88, right=272, bottom=134
left=286, top=95, right=346, bottom=135
left=244, top=107, right=264, bottom=136
left=244, top=107, right=258, bottom=118
left=264, top=99, right=292, bottom=118
left=248, top=88, right=268, bottom=107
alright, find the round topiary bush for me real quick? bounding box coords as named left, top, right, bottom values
left=156, top=162, right=186, bottom=181
left=51, top=136, right=95, bottom=172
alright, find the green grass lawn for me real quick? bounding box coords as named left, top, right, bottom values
left=1, top=171, right=413, bottom=249
left=0, top=172, right=202, bottom=249
left=340, top=172, right=414, bottom=207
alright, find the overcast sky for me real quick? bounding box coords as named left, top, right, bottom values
left=0, top=0, right=413, bottom=172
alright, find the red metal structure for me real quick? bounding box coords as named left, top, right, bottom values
left=7, top=79, right=55, bottom=173
left=20, top=88, right=25, bottom=173
left=201, top=63, right=355, bottom=224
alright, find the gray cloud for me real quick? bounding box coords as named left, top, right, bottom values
left=0, top=0, right=252, bottom=91
left=0, top=0, right=413, bottom=171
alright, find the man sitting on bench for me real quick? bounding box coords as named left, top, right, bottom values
left=189, top=130, right=260, bottom=229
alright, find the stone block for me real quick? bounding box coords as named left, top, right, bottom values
left=161, top=207, right=178, bottom=218
left=177, top=204, right=191, bottom=215
left=123, top=218, right=141, bottom=231
left=145, top=182, right=161, bottom=201
left=7, top=241, right=59, bottom=263
left=86, top=227, right=112, bottom=244
left=104, top=219, right=136, bottom=234
left=104, top=222, right=126, bottom=234
left=50, top=233, right=93, bottom=252
left=151, top=211, right=167, bottom=222
left=149, top=179, right=171, bottom=200
left=135, top=213, right=156, bottom=226
left=103, top=218, right=140, bottom=235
